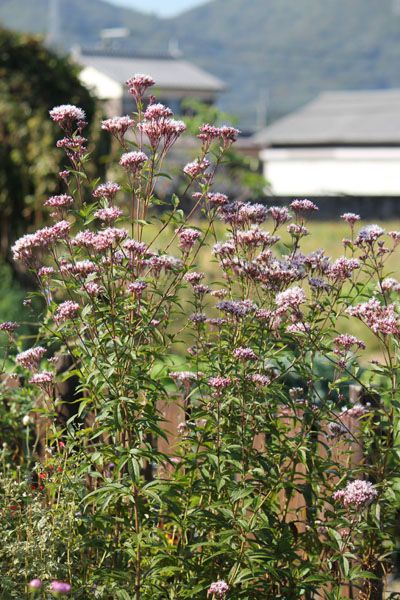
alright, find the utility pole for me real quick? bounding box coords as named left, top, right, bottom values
left=46, top=0, right=61, bottom=47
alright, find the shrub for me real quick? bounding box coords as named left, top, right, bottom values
left=1, top=75, right=400, bottom=599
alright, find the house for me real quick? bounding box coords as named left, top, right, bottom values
left=75, top=48, right=225, bottom=117
left=253, top=89, right=400, bottom=196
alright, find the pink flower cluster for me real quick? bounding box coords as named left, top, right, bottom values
left=207, top=580, right=229, bottom=598
left=177, top=228, right=201, bottom=251
left=216, top=300, right=257, bottom=318
left=251, top=374, right=271, bottom=386
left=119, top=151, right=148, bottom=172
left=139, top=117, right=186, bottom=150
left=208, top=376, right=231, bottom=390
left=94, top=207, right=123, bottom=223
left=183, top=158, right=210, bottom=178
left=12, top=221, right=70, bottom=262
left=124, top=239, right=148, bottom=256
left=347, top=299, right=400, bottom=335
left=275, top=286, right=306, bottom=313
left=126, top=74, right=155, bottom=98
left=328, top=257, right=360, bottom=281
left=333, top=334, right=365, bottom=352
left=127, top=281, right=147, bottom=297
left=341, top=403, right=368, bottom=419
left=93, top=182, right=121, bottom=200
left=341, top=212, right=361, bottom=225
left=144, top=103, right=173, bottom=120
left=16, top=346, right=46, bottom=370
left=49, top=104, right=85, bottom=127
left=0, top=321, right=18, bottom=333
left=290, top=199, right=318, bottom=213
left=49, top=581, right=71, bottom=594
left=333, top=480, right=377, bottom=509
left=198, top=123, right=240, bottom=147
left=268, top=206, right=291, bottom=225
left=72, top=228, right=128, bottom=252
left=29, top=371, right=53, bottom=385
left=356, top=224, right=385, bottom=244
left=101, top=116, right=134, bottom=137
left=184, top=271, right=205, bottom=285
left=207, top=192, right=229, bottom=207
left=44, top=195, right=73, bottom=208
left=233, top=347, right=257, bottom=361
left=380, top=278, right=400, bottom=293
left=54, top=301, right=80, bottom=324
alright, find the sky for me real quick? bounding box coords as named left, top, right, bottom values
left=107, top=0, right=208, bottom=18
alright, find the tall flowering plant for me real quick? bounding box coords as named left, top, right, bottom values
left=1, top=75, right=400, bottom=599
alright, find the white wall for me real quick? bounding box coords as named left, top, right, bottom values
left=260, top=147, right=400, bottom=196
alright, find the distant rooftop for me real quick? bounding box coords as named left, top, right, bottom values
left=253, top=89, right=400, bottom=146
left=76, top=48, right=225, bottom=93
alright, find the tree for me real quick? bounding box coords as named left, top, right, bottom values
left=0, top=28, right=97, bottom=278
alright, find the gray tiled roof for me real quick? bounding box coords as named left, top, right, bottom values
left=77, top=52, right=225, bottom=93
left=253, top=89, right=400, bottom=146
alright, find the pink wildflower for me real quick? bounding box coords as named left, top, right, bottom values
left=170, top=371, right=201, bottom=385
left=208, top=376, right=231, bottom=391
left=341, top=212, right=361, bottom=225
left=16, top=346, right=46, bottom=370
left=328, top=257, right=360, bottom=280
left=333, top=480, right=377, bottom=509
left=49, top=104, right=85, bottom=127
left=54, top=301, right=79, bottom=324
left=82, top=282, right=103, bottom=296
left=119, top=151, right=148, bottom=172
left=0, top=321, right=18, bottom=333
left=347, top=299, right=400, bottom=335
left=290, top=199, right=318, bottom=213
left=207, top=580, right=229, bottom=598
left=49, top=581, right=71, bottom=594
left=44, top=195, right=73, bottom=208
left=207, top=192, right=229, bottom=207
left=275, top=286, right=306, bottom=312
left=101, top=116, right=134, bottom=137
left=29, top=579, right=42, bottom=590
left=94, top=207, right=123, bottom=223
left=356, top=224, right=385, bottom=244
left=126, top=74, right=155, bottom=98
left=176, top=228, right=201, bottom=251
left=183, top=158, right=210, bottom=178
left=268, top=206, right=291, bottom=225
left=124, top=239, right=148, bottom=256
left=233, top=347, right=257, bottom=361
left=380, top=278, right=400, bottom=293
left=287, top=223, right=309, bottom=237
left=38, top=266, right=54, bottom=278
left=144, top=103, right=173, bottom=120
left=127, top=281, right=147, bottom=297
left=342, top=404, right=368, bottom=419
left=93, top=182, right=121, bottom=200
left=334, top=334, right=365, bottom=351
left=251, top=374, right=271, bottom=386
left=29, top=371, right=53, bottom=386
left=184, top=272, right=205, bottom=284
left=216, top=300, right=257, bottom=318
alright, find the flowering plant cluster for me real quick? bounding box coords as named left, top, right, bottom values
left=1, top=74, right=400, bottom=599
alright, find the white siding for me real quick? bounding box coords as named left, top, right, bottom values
left=260, top=147, right=400, bottom=196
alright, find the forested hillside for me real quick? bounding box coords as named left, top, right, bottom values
left=2, top=0, right=400, bottom=128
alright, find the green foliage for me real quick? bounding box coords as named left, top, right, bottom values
left=0, top=27, right=97, bottom=263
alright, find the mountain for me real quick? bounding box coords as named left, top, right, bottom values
left=2, top=0, right=400, bottom=129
